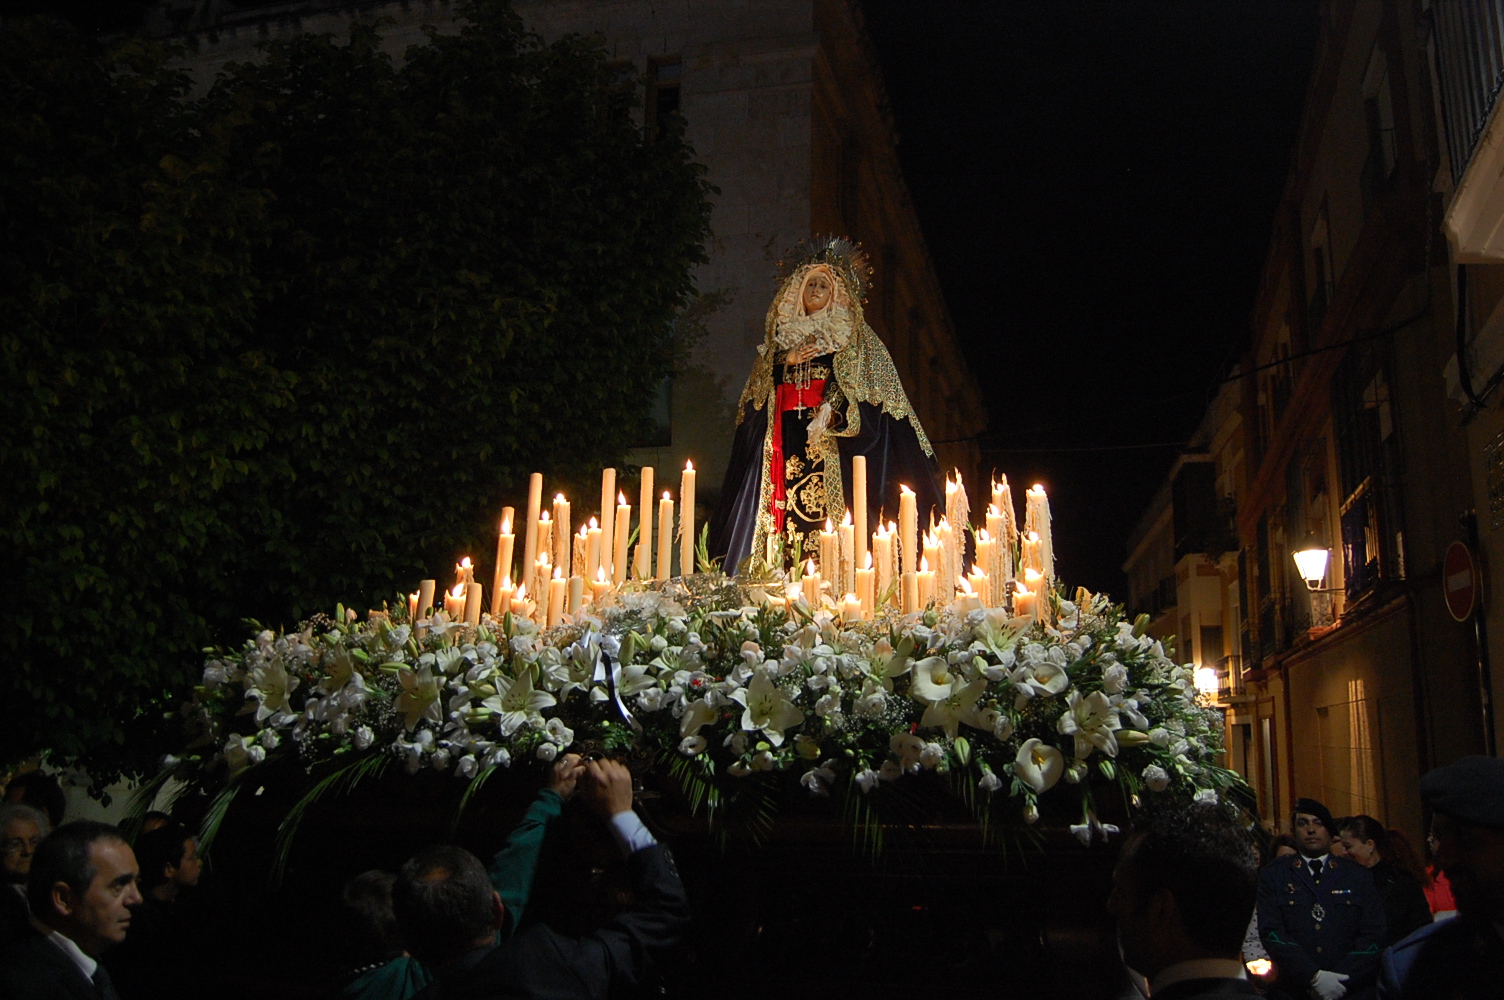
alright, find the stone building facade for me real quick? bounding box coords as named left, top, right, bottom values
left=142, top=0, right=985, bottom=506
left=1128, top=0, right=1494, bottom=840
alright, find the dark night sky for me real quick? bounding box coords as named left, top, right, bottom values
left=862, top=1, right=1320, bottom=599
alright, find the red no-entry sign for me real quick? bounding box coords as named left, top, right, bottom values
left=1445, top=540, right=1479, bottom=622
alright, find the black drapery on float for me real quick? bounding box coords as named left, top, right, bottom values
left=708, top=237, right=943, bottom=574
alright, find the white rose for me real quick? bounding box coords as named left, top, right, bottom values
left=855, top=768, right=880, bottom=794
left=430, top=748, right=451, bottom=771
left=259, top=729, right=280, bottom=751
left=919, top=743, right=945, bottom=770
left=1102, top=663, right=1129, bottom=695
left=536, top=742, right=559, bottom=761
left=978, top=770, right=1003, bottom=793
left=1194, top=787, right=1218, bottom=805
left=456, top=754, right=479, bottom=779
left=354, top=726, right=375, bottom=750
left=1142, top=764, right=1171, bottom=792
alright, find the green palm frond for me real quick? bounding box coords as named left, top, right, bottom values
left=271, top=753, right=389, bottom=882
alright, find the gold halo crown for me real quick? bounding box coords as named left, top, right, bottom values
left=775, top=236, right=873, bottom=303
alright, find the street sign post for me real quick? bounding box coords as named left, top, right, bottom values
left=1445, top=540, right=1478, bottom=622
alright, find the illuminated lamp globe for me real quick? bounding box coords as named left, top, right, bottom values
left=1193, top=666, right=1220, bottom=697
left=1292, top=542, right=1330, bottom=591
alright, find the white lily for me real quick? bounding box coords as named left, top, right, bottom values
left=909, top=656, right=989, bottom=739
left=1015, top=738, right=1065, bottom=794
left=1057, top=689, right=1122, bottom=759
left=395, top=666, right=442, bottom=731
left=481, top=670, right=557, bottom=737
left=679, top=698, right=718, bottom=738
left=1070, top=809, right=1121, bottom=847
left=248, top=660, right=300, bottom=722
left=729, top=671, right=805, bottom=746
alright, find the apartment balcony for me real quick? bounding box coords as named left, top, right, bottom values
left=1435, top=1, right=1504, bottom=259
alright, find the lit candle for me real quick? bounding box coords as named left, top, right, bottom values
left=802, top=558, right=821, bottom=607
left=968, top=568, right=990, bottom=608
left=841, top=592, right=863, bottom=621
left=492, top=509, right=515, bottom=615
left=534, top=514, right=552, bottom=596
left=820, top=519, right=837, bottom=583
left=464, top=582, right=483, bottom=627
left=613, top=492, right=631, bottom=586
left=1023, top=568, right=1045, bottom=622
left=552, top=494, right=571, bottom=577
left=496, top=577, right=515, bottom=619
left=657, top=491, right=673, bottom=581
left=417, top=579, right=436, bottom=620
left=856, top=552, right=875, bottom=617
left=1015, top=579, right=1038, bottom=623
left=899, top=485, right=918, bottom=577
left=533, top=556, right=551, bottom=617
left=917, top=555, right=935, bottom=609
left=636, top=467, right=654, bottom=580
left=873, top=524, right=893, bottom=608
left=573, top=526, right=588, bottom=585
left=589, top=566, right=611, bottom=605
left=852, top=454, right=868, bottom=576
left=974, top=529, right=994, bottom=605
left=1025, top=483, right=1053, bottom=583
left=901, top=568, right=919, bottom=615
left=1021, top=531, right=1042, bottom=575
left=954, top=576, right=981, bottom=615
left=922, top=531, right=941, bottom=594
left=838, top=511, right=854, bottom=596
left=510, top=583, right=533, bottom=620
left=444, top=584, right=465, bottom=620
left=598, top=467, right=617, bottom=583
left=455, top=556, right=475, bottom=589
left=547, top=568, right=567, bottom=629
left=680, top=460, right=697, bottom=577
left=407, top=590, right=420, bottom=621
left=935, top=518, right=954, bottom=600
left=586, top=517, right=602, bottom=581
left=567, top=573, right=584, bottom=615
left=522, top=472, right=543, bottom=585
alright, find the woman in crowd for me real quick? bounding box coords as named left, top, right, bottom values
left=1337, top=815, right=1432, bottom=945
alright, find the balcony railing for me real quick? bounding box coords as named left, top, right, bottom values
left=1434, top=1, right=1504, bottom=182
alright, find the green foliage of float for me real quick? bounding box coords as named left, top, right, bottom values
left=0, top=2, right=714, bottom=779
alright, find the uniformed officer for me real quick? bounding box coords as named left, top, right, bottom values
left=1377, top=755, right=1504, bottom=999
left=1258, top=798, right=1386, bottom=1000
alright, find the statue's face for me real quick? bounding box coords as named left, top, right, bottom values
left=801, top=269, right=834, bottom=315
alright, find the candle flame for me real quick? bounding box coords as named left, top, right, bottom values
left=450, top=584, right=465, bottom=599
left=946, top=479, right=956, bottom=493
left=589, top=516, right=598, bottom=529
left=842, top=509, right=852, bottom=526
left=578, top=525, right=589, bottom=538
left=864, top=552, right=873, bottom=569
left=978, top=528, right=991, bottom=541
left=501, top=577, right=512, bottom=589
left=1031, top=484, right=1045, bottom=494
left=539, top=511, right=550, bottom=523
left=596, top=567, right=607, bottom=582
left=663, top=491, right=671, bottom=501
left=1024, top=568, right=1043, bottom=583
left=409, top=590, right=420, bottom=600
left=900, top=484, right=914, bottom=495
left=824, top=518, right=833, bottom=532
left=618, top=491, right=627, bottom=505
left=501, top=516, right=512, bottom=533
left=920, top=556, right=929, bottom=572
left=553, top=566, right=563, bottom=580
left=1028, top=531, right=1039, bottom=542
left=888, top=520, right=897, bottom=532
left=988, top=503, right=999, bottom=516
left=515, top=583, right=526, bottom=599
left=807, top=558, right=817, bottom=575
left=1015, top=582, right=1031, bottom=596
left=555, top=493, right=566, bottom=502
left=460, top=557, right=472, bottom=569
left=685, top=459, right=694, bottom=471
left=959, top=577, right=974, bottom=595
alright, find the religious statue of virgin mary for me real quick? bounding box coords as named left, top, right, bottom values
left=709, top=237, right=944, bottom=573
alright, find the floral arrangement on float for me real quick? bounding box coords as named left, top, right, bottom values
left=152, top=465, right=1245, bottom=860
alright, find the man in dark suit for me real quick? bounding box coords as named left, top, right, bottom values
left=1106, top=799, right=1261, bottom=999
left=1377, top=755, right=1504, bottom=999
left=1259, top=798, right=1386, bottom=1000
left=0, top=820, right=142, bottom=1000
left=395, top=758, right=689, bottom=1000
left=1, top=803, right=50, bottom=944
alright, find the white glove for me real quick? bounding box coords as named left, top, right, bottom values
left=1310, top=969, right=1349, bottom=1000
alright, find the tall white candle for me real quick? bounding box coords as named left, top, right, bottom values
left=613, top=492, right=631, bottom=586
left=534, top=515, right=552, bottom=597
left=657, top=492, right=673, bottom=581
left=838, top=511, right=854, bottom=597
left=567, top=573, right=584, bottom=615
left=852, top=454, right=868, bottom=576
left=1025, top=484, right=1054, bottom=584
left=586, top=518, right=602, bottom=581
left=417, top=579, right=436, bottom=620
left=856, top=552, right=875, bottom=617
left=522, top=473, right=543, bottom=585
left=492, top=508, right=515, bottom=615
left=917, top=555, right=935, bottom=609
left=547, top=568, right=567, bottom=629
left=819, top=519, right=837, bottom=583
left=680, top=461, right=697, bottom=577
left=874, top=525, right=893, bottom=608
left=899, top=485, right=917, bottom=577
left=552, top=495, right=570, bottom=578
left=598, top=468, right=616, bottom=583
left=463, top=582, right=483, bottom=627
left=636, top=467, right=654, bottom=580
left=801, top=558, right=821, bottom=607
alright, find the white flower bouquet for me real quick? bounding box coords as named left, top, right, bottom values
left=165, top=575, right=1245, bottom=855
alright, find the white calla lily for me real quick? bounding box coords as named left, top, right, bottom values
left=1015, top=738, right=1065, bottom=794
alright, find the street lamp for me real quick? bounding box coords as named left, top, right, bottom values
left=1194, top=666, right=1221, bottom=697
left=1292, top=536, right=1340, bottom=593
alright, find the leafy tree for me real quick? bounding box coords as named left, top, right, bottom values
left=0, top=2, right=713, bottom=781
